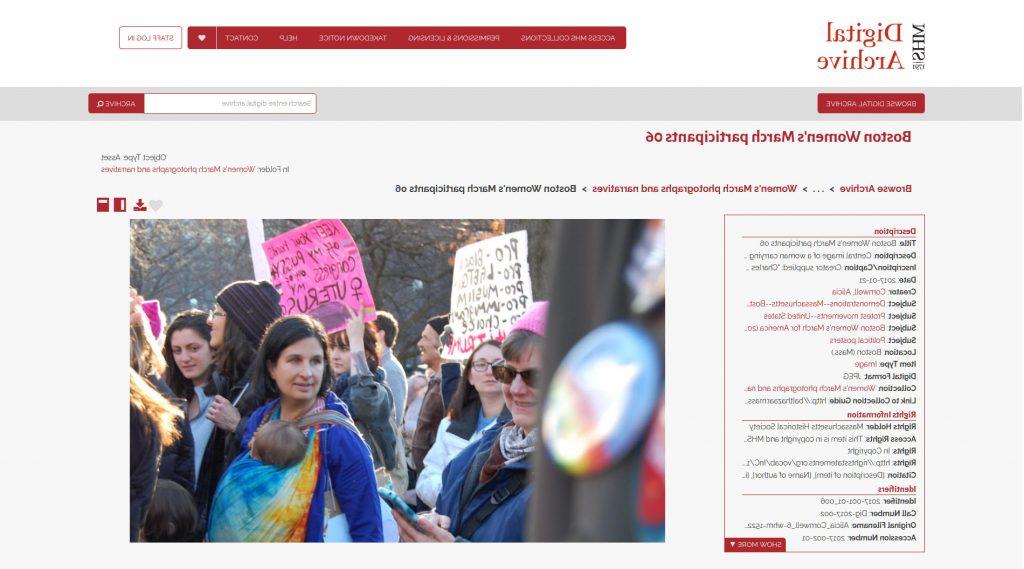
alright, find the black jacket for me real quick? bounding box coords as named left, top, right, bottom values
left=192, top=369, right=245, bottom=536
left=129, top=404, right=161, bottom=542
left=220, top=361, right=261, bottom=472
left=446, top=397, right=512, bottom=442
left=439, top=362, right=461, bottom=411
left=150, top=377, right=195, bottom=492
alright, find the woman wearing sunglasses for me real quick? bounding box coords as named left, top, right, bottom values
left=393, top=301, right=547, bottom=542
left=415, top=339, right=510, bottom=509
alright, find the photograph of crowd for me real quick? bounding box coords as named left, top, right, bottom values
left=129, top=219, right=664, bottom=542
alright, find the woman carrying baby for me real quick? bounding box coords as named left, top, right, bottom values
left=207, top=314, right=383, bottom=542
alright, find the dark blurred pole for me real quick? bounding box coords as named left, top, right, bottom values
left=528, top=219, right=665, bottom=541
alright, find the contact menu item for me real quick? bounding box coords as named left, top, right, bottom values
left=724, top=214, right=925, bottom=553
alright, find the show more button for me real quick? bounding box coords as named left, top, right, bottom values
left=724, top=537, right=787, bottom=552
left=818, top=93, right=925, bottom=114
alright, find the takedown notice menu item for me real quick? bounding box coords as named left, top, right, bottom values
left=724, top=214, right=925, bottom=553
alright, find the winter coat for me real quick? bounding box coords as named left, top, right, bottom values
left=335, top=368, right=398, bottom=471
left=191, top=371, right=234, bottom=536
left=221, top=361, right=261, bottom=474
left=150, top=377, right=195, bottom=492
left=129, top=404, right=162, bottom=542
left=237, top=392, right=384, bottom=542
left=416, top=400, right=510, bottom=508
left=439, top=362, right=461, bottom=411
left=435, top=420, right=531, bottom=542
left=410, top=376, right=444, bottom=470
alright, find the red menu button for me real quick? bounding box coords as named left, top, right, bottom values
left=724, top=537, right=787, bottom=552
left=89, top=93, right=145, bottom=114
left=189, top=27, right=216, bottom=49
left=818, top=93, right=925, bottom=114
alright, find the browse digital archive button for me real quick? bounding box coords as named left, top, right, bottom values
left=818, top=93, right=925, bottom=114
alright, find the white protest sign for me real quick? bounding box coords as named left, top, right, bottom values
left=444, top=230, right=532, bottom=359
left=246, top=218, right=271, bottom=282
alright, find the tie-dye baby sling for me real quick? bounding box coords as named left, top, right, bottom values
left=207, top=403, right=359, bottom=542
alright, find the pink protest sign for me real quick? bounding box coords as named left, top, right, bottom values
left=140, top=300, right=163, bottom=339
left=261, top=219, right=376, bottom=333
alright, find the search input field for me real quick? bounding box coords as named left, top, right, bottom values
left=88, top=93, right=317, bottom=114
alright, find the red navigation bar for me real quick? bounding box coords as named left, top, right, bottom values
left=818, top=93, right=925, bottom=114
left=187, top=26, right=626, bottom=49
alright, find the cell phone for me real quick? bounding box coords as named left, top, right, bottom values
left=378, top=486, right=423, bottom=531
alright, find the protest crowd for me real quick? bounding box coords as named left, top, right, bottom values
left=129, top=219, right=665, bottom=543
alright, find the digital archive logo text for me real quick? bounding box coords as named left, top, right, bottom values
left=816, top=21, right=925, bottom=71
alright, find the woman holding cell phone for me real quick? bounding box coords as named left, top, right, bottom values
left=393, top=301, right=547, bottom=543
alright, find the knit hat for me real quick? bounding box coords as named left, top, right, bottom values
left=215, top=280, right=282, bottom=347
left=427, top=313, right=450, bottom=335
left=509, top=301, right=548, bottom=338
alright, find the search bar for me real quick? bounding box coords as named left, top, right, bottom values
left=88, top=93, right=317, bottom=114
